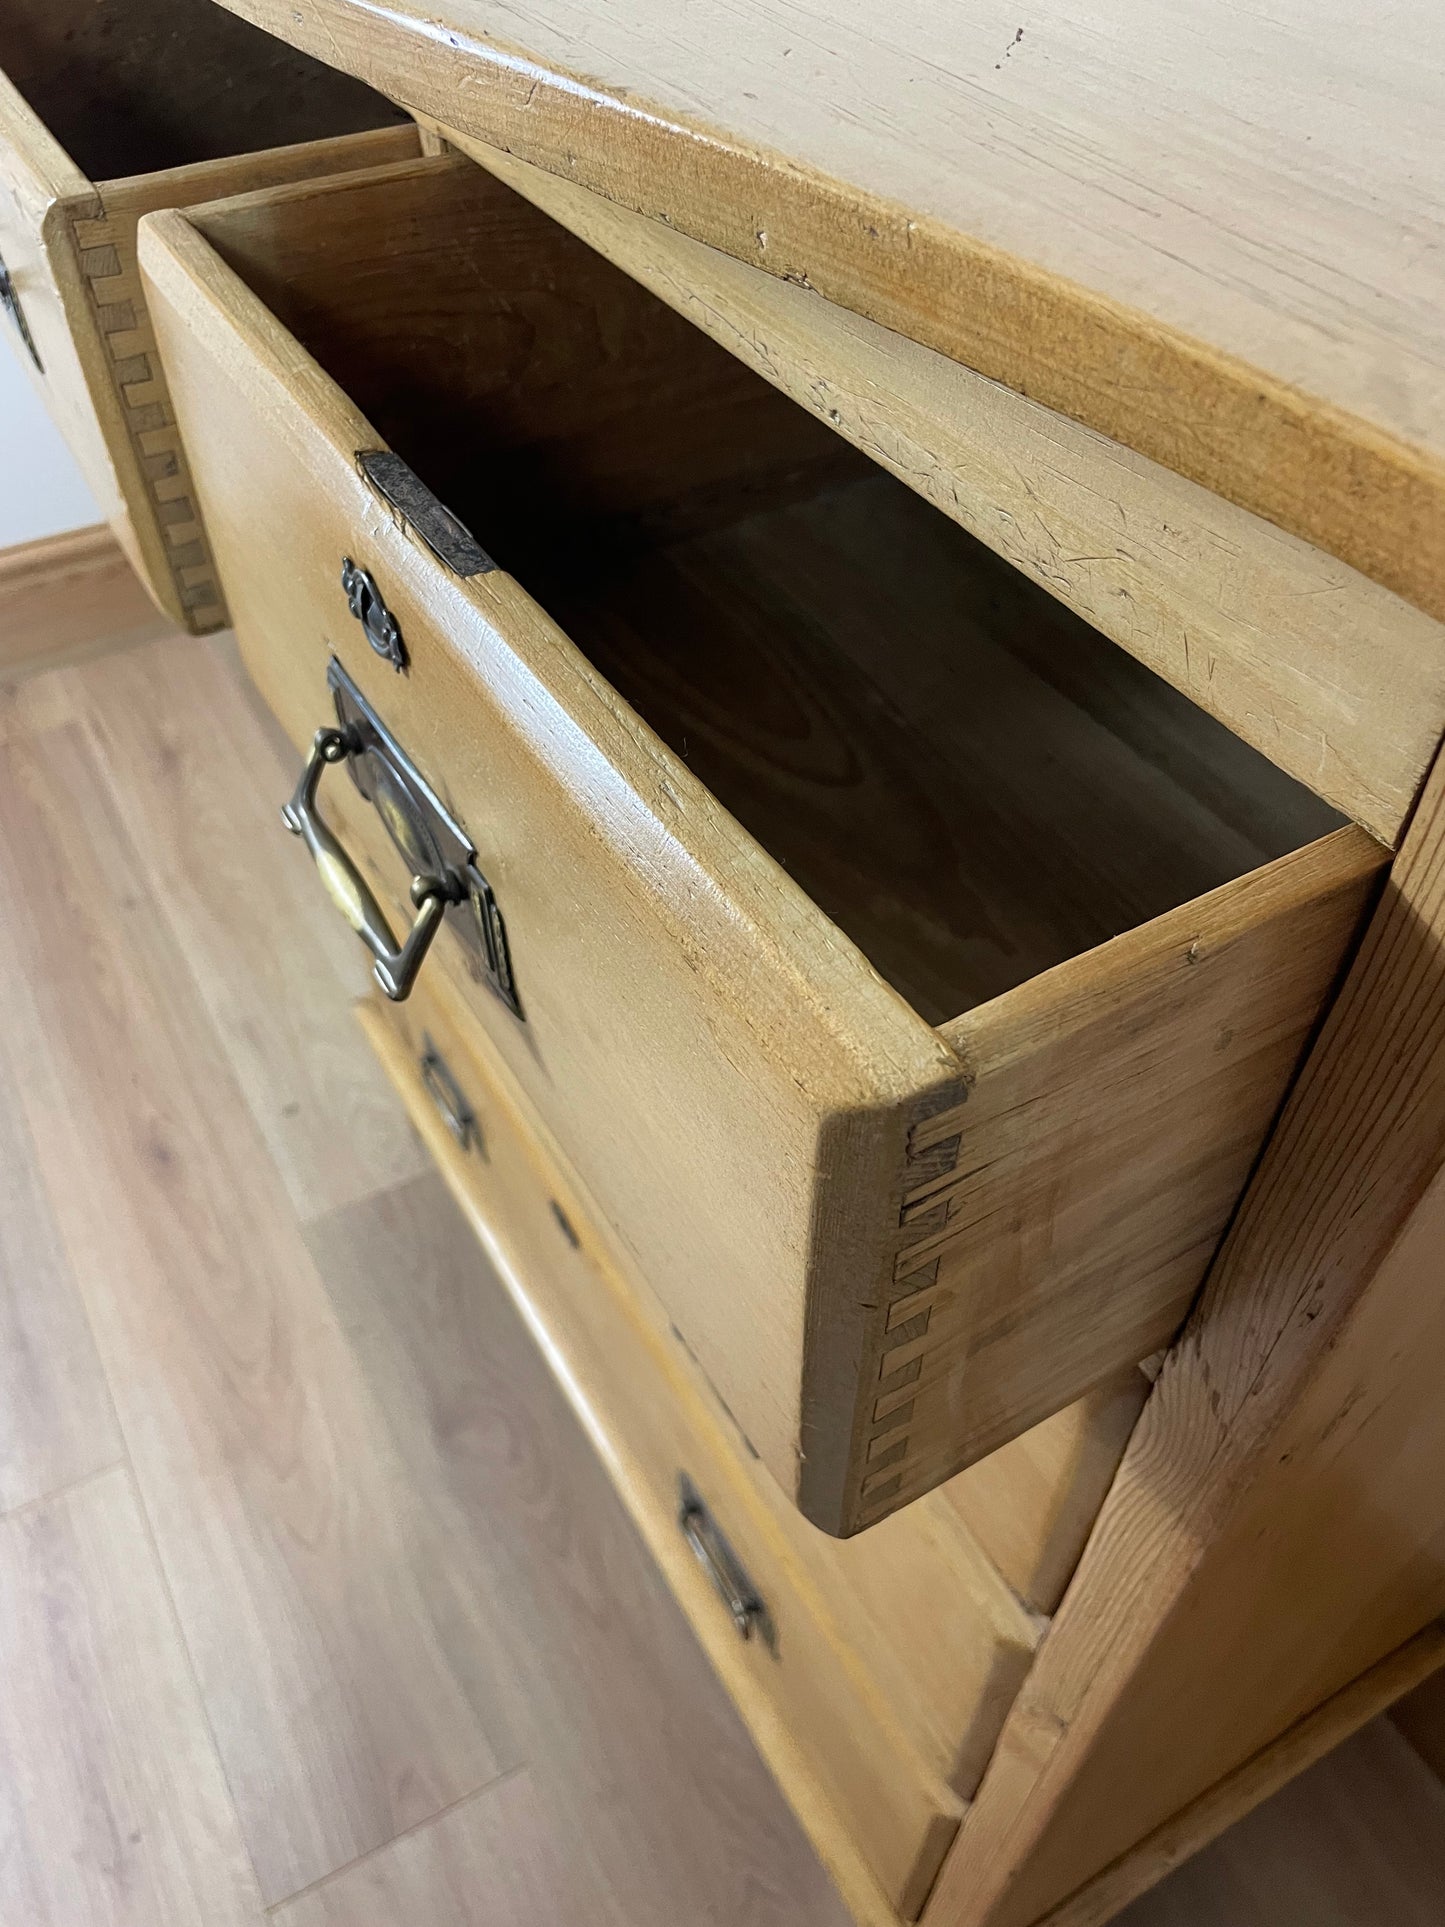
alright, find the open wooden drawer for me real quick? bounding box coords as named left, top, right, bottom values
left=139, top=155, right=1387, bottom=1534
left=0, top=0, right=416, bottom=631
left=359, top=961, right=1042, bottom=1923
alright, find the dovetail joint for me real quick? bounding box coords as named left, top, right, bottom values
left=70, top=206, right=227, bottom=632
left=851, top=1117, right=969, bottom=1523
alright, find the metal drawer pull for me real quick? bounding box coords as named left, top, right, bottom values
left=282, top=724, right=455, bottom=1000
left=677, top=1475, right=775, bottom=1650
left=0, top=251, right=42, bottom=371
left=323, top=658, right=522, bottom=1020
left=419, top=1034, right=478, bottom=1151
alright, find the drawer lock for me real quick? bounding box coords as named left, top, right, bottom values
left=0, top=252, right=42, bottom=372
left=282, top=658, right=521, bottom=1014
left=677, top=1474, right=775, bottom=1651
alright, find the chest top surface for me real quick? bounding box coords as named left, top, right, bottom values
left=206, top=0, right=1444, bottom=621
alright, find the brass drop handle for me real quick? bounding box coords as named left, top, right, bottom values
left=282, top=725, right=454, bottom=1001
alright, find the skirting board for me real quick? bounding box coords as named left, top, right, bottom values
left=0, top=524, right=174, bottom=677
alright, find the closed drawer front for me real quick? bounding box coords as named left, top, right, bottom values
left=360, top=964, right=1048, bottom=1923
left=139, top=153, right=1388, bottom=1533
left=0, top=0, right=416, bottom=631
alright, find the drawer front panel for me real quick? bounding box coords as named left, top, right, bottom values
left=360, top=973, right=967, bottom=1923
left=140, top=158, right=962, bottom=1526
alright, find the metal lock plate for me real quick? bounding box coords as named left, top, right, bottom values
left=338, top=451, right=497, bottom=676
left=327, top=658, right=522, bottom=1019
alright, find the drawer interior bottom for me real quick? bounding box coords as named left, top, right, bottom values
left=505, top=470, right=1343, bottom=1021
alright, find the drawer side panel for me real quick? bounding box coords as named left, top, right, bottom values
left=843, top=827, right=1385, bottom=1529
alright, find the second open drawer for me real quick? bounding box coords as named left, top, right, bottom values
left=139, top=154, right=1386, bottom=1533
left=0, top=0, right=416, bottom=630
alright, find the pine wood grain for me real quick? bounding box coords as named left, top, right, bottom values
left=941, top=1371, right=1148, bottom=1616
left=209, top=0, right=1445, bottom=621
left=866, top=827, right=1383, bottom=1520
left=141, top=178, right=965, bottom=1518
left=178, top=156, right=1350, bottom=1008
left=189, top=152, right=863, bottom=546
left=923, top=742, right=1445, bottom=1926
left=0, top=721, right=519, bottom=1905
left=71, top=633, right=428, bottom=1220
left=535, top=471, right=1340, bottom=1024
left=0, top=1469, right=263, bottom=1926
left=457, top=136, right=1445, bottom=850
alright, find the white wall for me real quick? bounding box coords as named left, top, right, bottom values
left=0, top=331, right=102, bottom=546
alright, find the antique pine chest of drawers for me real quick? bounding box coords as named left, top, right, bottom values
left=138, top=153, right=1382, bottom=1535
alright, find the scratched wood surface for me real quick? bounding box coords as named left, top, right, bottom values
left=211, top=0, right=1445, bottom=622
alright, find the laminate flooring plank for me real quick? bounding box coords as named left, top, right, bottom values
left=70, top=632, right=428, bottom=1220
left=0, top=657, right=85, bottom=746
left=1117, top=1719, right=1445, bottom=1927
left=306, top=1171, right=852, bottom=1927
left=272, top=1770, right=607, bottom=1927
left=0, top=1028, right=122, bottom=1514
left=0, top=1467, right=263, bottom=1927
left=0, top=724, right=520, bottom=1906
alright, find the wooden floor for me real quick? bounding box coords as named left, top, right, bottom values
left=0, top=612, right=1442, bottom=1924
